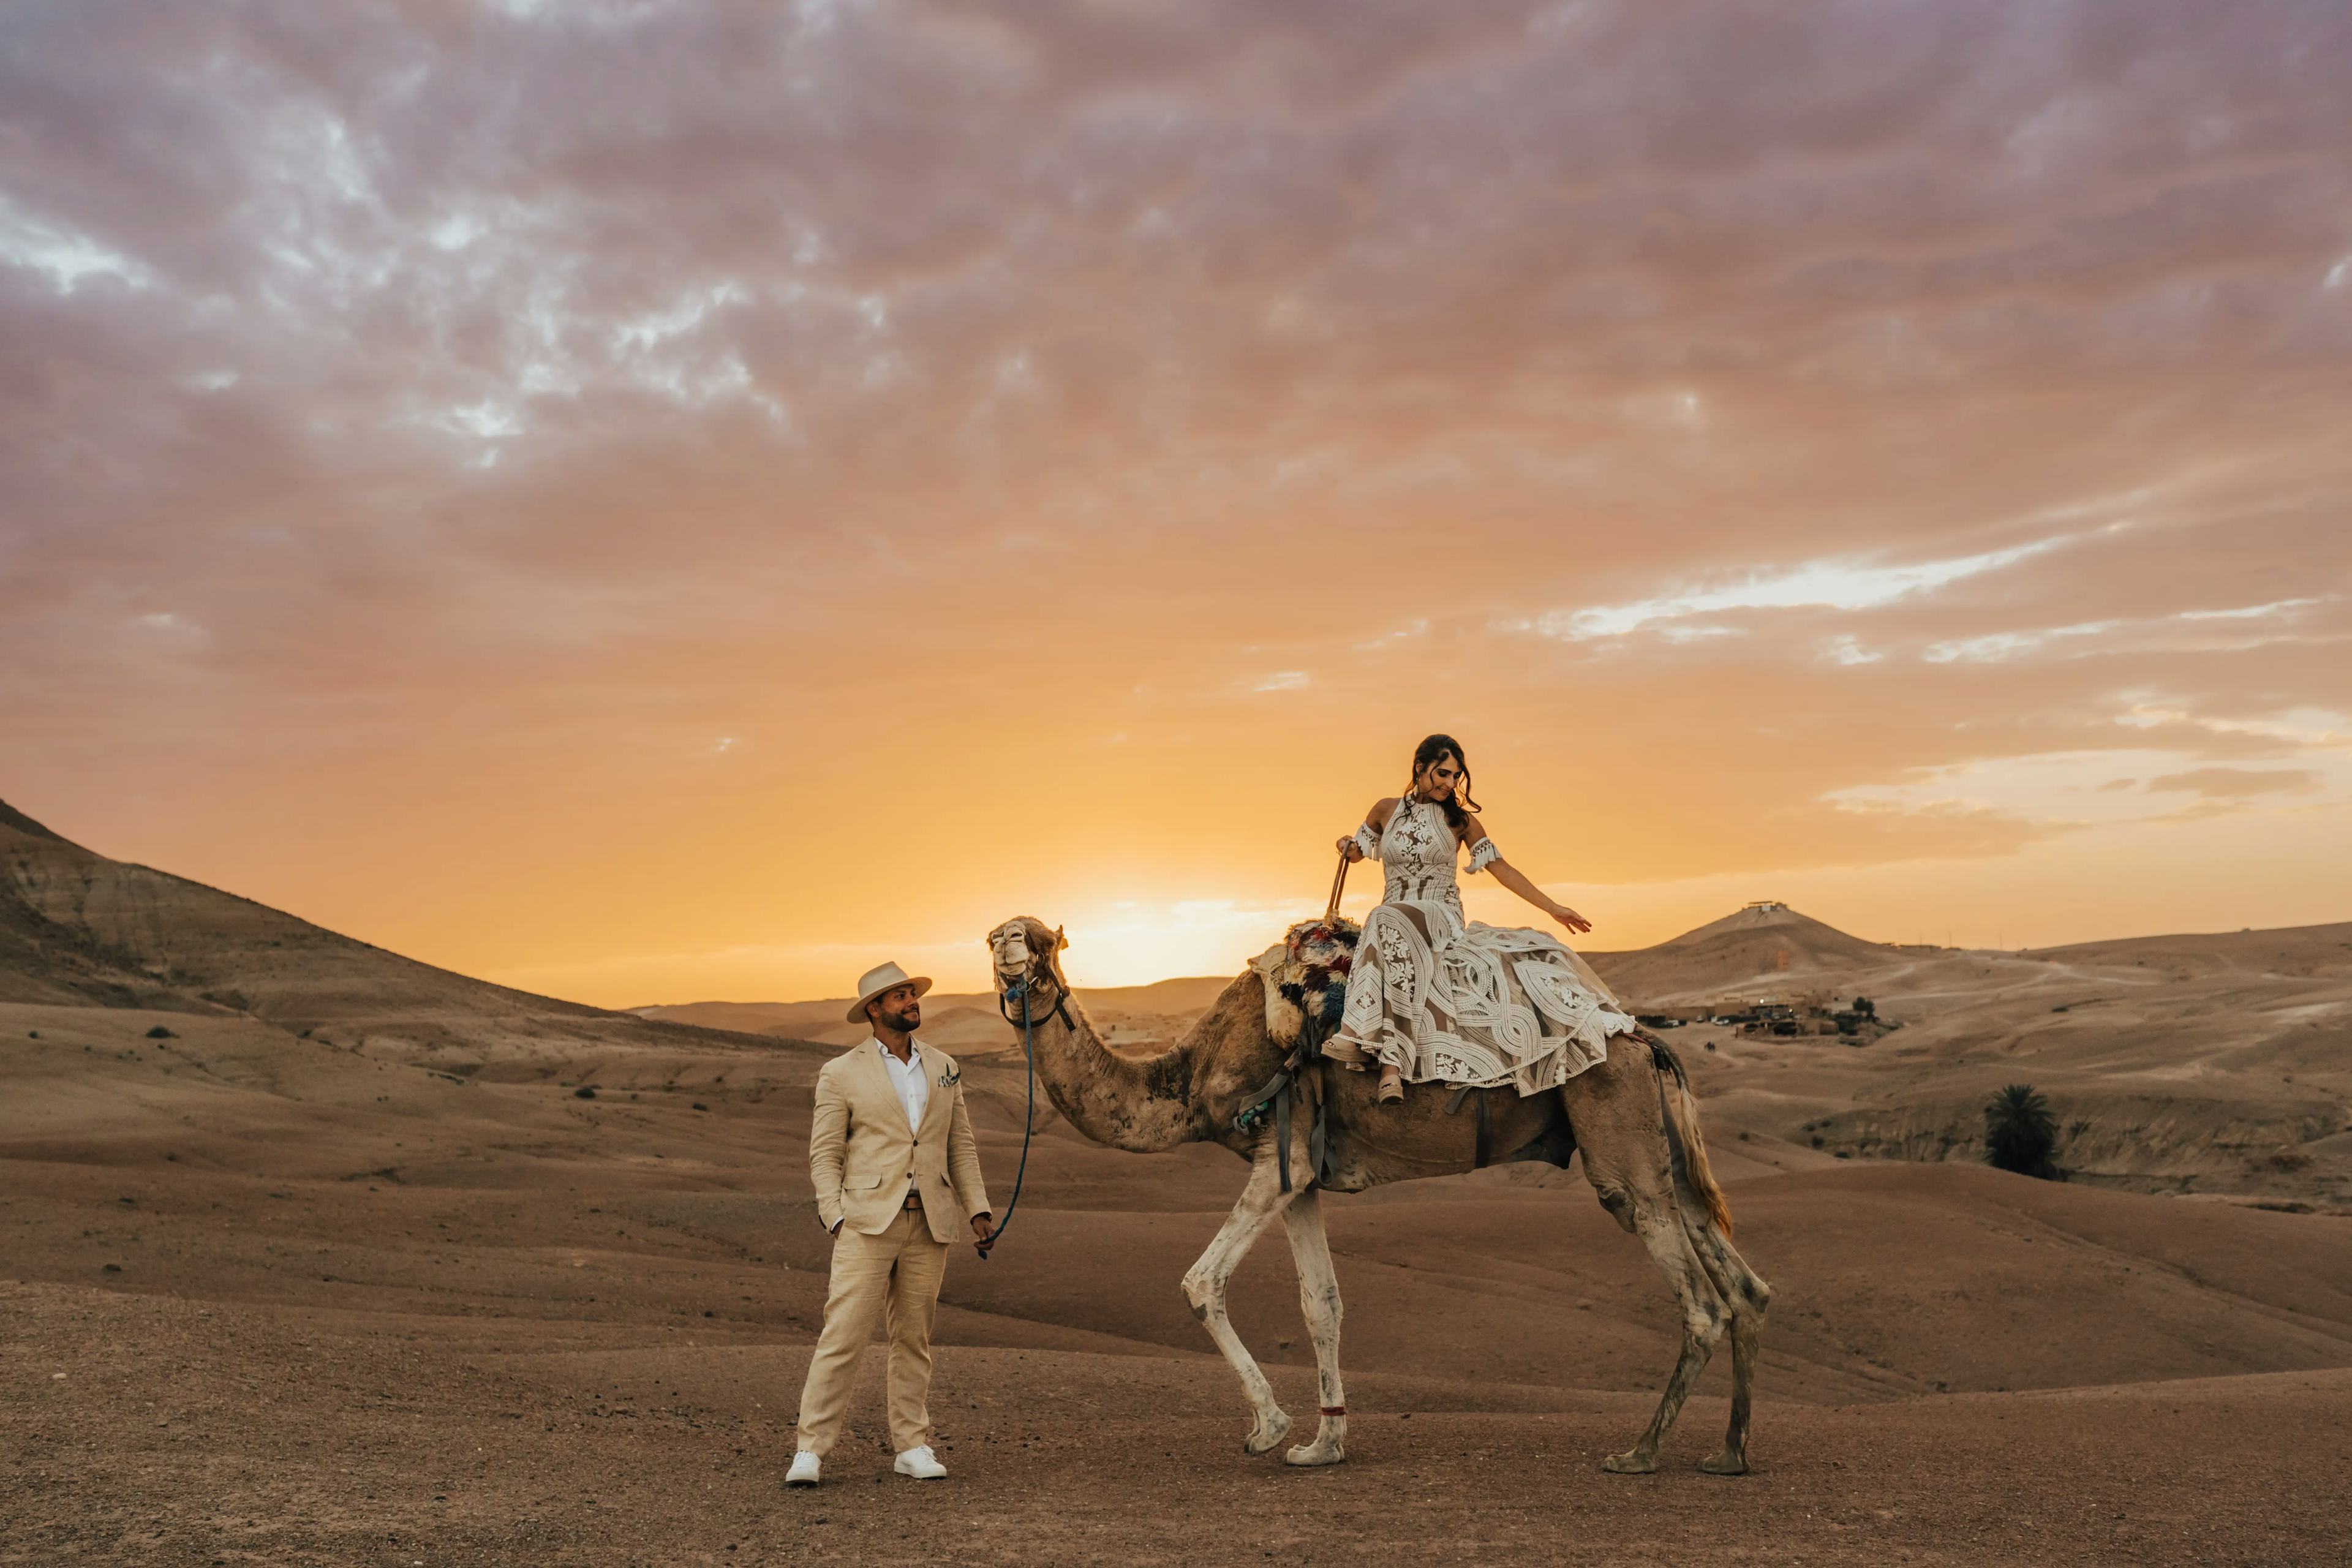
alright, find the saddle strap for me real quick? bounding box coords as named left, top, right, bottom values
left=1444, top=1084, right=1493, bottom=1169
left=1275, top=1072, right=1293, bottom=1194
left=1303, top=1057, right=1329, bottom=1188
left=1237, top=1026, right=1340, bottom=1196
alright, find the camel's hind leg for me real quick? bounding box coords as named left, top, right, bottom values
left=1682, top=1218, right=1770, bottom=1474
left=1280, top=1189, right=1346, bottom=1467
left=1654, top=1047, right=1772, bottom=1475
left=1180, top=1142, right=1302, bottom=1455
left=1600, top=1194, right=1730, bottom=1474
left=1566, top=1056, right=1732, bottom=1475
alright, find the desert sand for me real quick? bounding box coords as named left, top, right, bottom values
left=6, top=801, right=2351, bottom=1566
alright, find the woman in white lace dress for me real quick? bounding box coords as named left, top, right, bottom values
left=1327, top=734, right=1637, bottom=1104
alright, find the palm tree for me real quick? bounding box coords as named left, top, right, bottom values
left=1984, top=1084, right=2060, bottom=1180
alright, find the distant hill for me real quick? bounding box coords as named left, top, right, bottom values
left=2023, top=922, right=2352, bottom=980
left=0, top=797, right=778, bottom=1074
left=1584, top=902, right=1903, bottom=1005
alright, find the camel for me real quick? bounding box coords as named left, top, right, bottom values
left=984, top=914, right=1771, bottom=1474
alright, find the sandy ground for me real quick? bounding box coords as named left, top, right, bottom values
left=7, top=1001, right=2352, bottom=1567
left=10, top=1273, right=2347, bottom=1567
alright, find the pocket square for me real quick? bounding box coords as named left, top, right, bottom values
left=936, top=1068, right=960, bottom=1088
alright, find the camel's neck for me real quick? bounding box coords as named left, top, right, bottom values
left=1022, top=987, right=1204, bottom=1153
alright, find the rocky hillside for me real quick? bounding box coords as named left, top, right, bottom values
left=0, top=798, right=781, bottom=1078
left=1583, top=901, right=1904, bottom=1005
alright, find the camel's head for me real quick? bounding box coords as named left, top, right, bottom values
left=987, top=916, right=1069, bottom=1010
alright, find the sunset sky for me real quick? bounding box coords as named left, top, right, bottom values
left=6, top=1, right=2350, bottom=1005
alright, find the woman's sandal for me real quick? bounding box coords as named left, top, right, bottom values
left=1376, top=1065, right=1404, bottom=1105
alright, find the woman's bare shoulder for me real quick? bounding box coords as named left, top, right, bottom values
left=1367, top=796, right=1400, bottom=828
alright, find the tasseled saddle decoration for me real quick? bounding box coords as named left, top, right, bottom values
left=1234, top=916, right=1360, bottom=1191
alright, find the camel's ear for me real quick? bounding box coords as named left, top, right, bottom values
left=1052, top=925, right=1068, bottom=953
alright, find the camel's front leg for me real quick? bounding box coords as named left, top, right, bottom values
left=1180, top=1146, right=1300, bottom=1455
left=1281, top=1189, right=1346, bottom=1466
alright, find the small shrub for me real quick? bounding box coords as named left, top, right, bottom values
left=574, top=1086, right=597, bottom=1100
left=1985, top=1084, right=2060, bottom=1179
left=145, top=1025, right=176, bottom=1040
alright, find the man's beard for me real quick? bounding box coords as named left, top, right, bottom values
left=880, top=1005, right=921, bottom=1033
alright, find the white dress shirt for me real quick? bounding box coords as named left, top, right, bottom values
left=873, top=1037, right=929, bottom=1135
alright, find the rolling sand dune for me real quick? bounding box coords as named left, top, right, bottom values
left=2024, top=921, right=2352, bottom=979
left=6, top=801, right=2351, bottom=1563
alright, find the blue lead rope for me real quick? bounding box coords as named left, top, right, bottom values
left=979, top=979, right=1043, bottom=1260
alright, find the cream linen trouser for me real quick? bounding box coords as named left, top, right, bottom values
left=794, top=1206, right=951, bottom=1457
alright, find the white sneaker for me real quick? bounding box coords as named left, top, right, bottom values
left=785, top=1449, right=821, bottom=1487
left=892, top=1444, right=948, bottom=1480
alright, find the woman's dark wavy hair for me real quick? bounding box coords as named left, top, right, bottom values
left=1410, top=733, right=1482, bottom=831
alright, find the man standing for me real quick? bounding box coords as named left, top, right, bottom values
left=786, top=962, right=993, bottom=1486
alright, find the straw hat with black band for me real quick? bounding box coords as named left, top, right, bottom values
left=846, top=961, right=933, bottom=1025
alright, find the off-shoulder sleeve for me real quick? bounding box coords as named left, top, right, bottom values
left=1351, top=821, right=1381, bottom=862
left=1464, top=836, right=1500, bottom=875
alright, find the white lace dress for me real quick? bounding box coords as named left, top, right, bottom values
left=1331, top=798, right=1635, bottom=1095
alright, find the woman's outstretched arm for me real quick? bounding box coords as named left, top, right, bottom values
left=1459, top=813, right=1591, bottom=935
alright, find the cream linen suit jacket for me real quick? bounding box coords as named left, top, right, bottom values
left=809, top=1039, right=990, bottom=1244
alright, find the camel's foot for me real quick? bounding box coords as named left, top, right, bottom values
left=1600, top=1449, right=1659, bottom=1475
left=1283, top=1436, right=1346, bottom=1468
left=1242, top=1409, right=1293, bottom=1455
left=1697, top=1449, right=1749, bottom=1476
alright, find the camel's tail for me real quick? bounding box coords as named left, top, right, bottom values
left=1646, top=1038, right=1735, bottom=1240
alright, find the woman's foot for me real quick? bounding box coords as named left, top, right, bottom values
left=1377, top=1065, right=1404, bottom=1104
